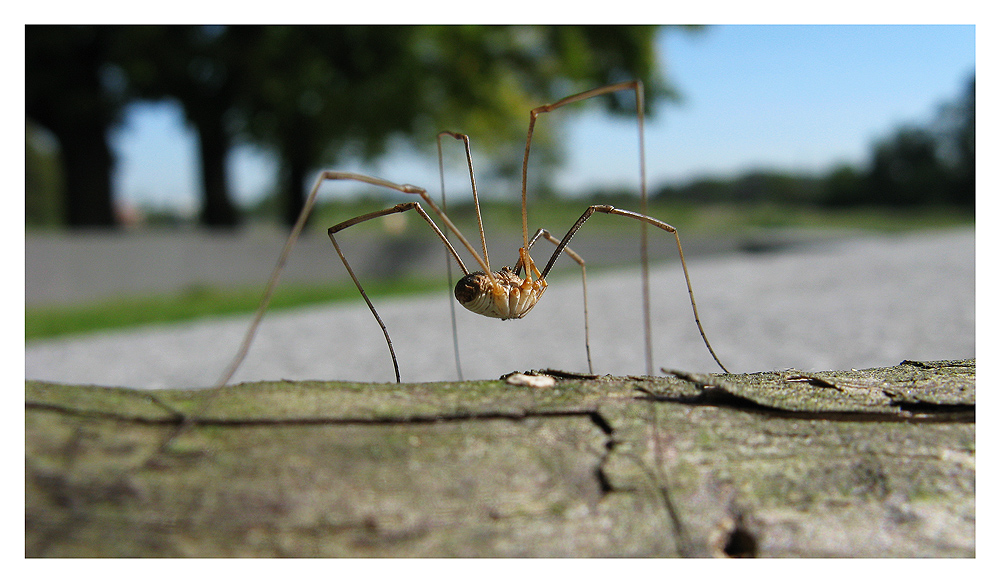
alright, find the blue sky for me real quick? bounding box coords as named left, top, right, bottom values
left=108, top=25, right=975, bottom=214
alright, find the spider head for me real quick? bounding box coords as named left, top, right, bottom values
left=454, top=271, right=493, bottom=307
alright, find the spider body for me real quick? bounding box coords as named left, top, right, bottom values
left=455, top=263, right=547, bottom=320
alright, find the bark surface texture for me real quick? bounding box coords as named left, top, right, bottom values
left=25, top=359, right=975, bottom=557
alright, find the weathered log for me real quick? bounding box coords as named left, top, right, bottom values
left=25, top=359, right=974, bottom=557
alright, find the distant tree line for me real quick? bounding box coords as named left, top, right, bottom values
left=652, top=75, right=975, bottom=208
left=26, top=25, right=674, bottom=229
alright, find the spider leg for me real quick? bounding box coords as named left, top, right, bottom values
left=438, top=132, right=492, bottom=272
left=438, top=131, right=498, bottom=381
left=516, top=228, right=593, bottom=375
left=541, top=205, right=730, bottom=374
left=329, top=201, right=472, bottom=383
left=518, top=80, right=652, bottom=372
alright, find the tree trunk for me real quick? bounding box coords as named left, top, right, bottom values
left=281, top=150, right=310, bottom=228
left=195, top=116, right=239, bottom=227
left=26, top=26, right=118, bottom=228
left=59, top=124, right=116, bottom=228
left=279, top=119, right=317, bottom=228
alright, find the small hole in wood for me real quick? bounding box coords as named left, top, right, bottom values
left=722, top=525, right=758, bottom=558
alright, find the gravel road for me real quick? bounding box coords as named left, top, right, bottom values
left=25, top=228, right=975, bottom=389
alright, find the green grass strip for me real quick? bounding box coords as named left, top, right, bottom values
left=25, top=276, right=447, bottom=341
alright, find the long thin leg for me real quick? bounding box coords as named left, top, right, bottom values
left=438, top=135, right=463, bottom=380
left=515, top=228, right=593, bottom=375
left=541, top=205, right=730, bottom=374
left=437, top=131, right=496, bottom=381
left=519, top=80, right=652, bottom=374
left=438, top=132, right=491, bottom=272
left=329, top=201, right=473, bottom=382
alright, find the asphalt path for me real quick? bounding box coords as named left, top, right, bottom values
left=25, top=228, right=975, bottom=389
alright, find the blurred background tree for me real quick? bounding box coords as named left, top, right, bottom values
left=211, top=25, right=670, bottom=227
left=25, top=121, right=64, bottom=226
left=119, top=26, right=260, bottom=226
left=821, top=75, right=974, bottom=207
left=26, top=26, right=124, bottom=227
left=934, top=75, right=975, bottom=205
left=25, top=25, right=672, bottom=229
left=25, top=26, right=974, bottom=230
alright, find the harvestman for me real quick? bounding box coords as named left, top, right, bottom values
left=197, top=80, right=728, bottom=424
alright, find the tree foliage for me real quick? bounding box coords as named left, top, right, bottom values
left=236, top=25, right=671, bottom=226
left=825, top=74, right=975, bottom=207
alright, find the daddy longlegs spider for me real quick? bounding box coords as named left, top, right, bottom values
left=185, top=79, right=729, bottom=436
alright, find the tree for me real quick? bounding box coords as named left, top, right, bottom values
left=240, top=26, right=672, bottom=226
left=26, top=26, right=121, bottom=227
left=867, top=127, right=945, bottom=205
left=236, top=26, right=428, bottom=227
left=866, top=73, right=975, bottom=208
left=822, top=73, right=975, bottom=208
left=822, top=164, right=869, bottom=207
left=25, top=122, right=64, bottom=226
left=117, top=26, right=265, bottom=227
left=934, top=75, right=975, bottom=205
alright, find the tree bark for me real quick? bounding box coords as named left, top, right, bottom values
left=25, top=360, right=974, bottom=557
